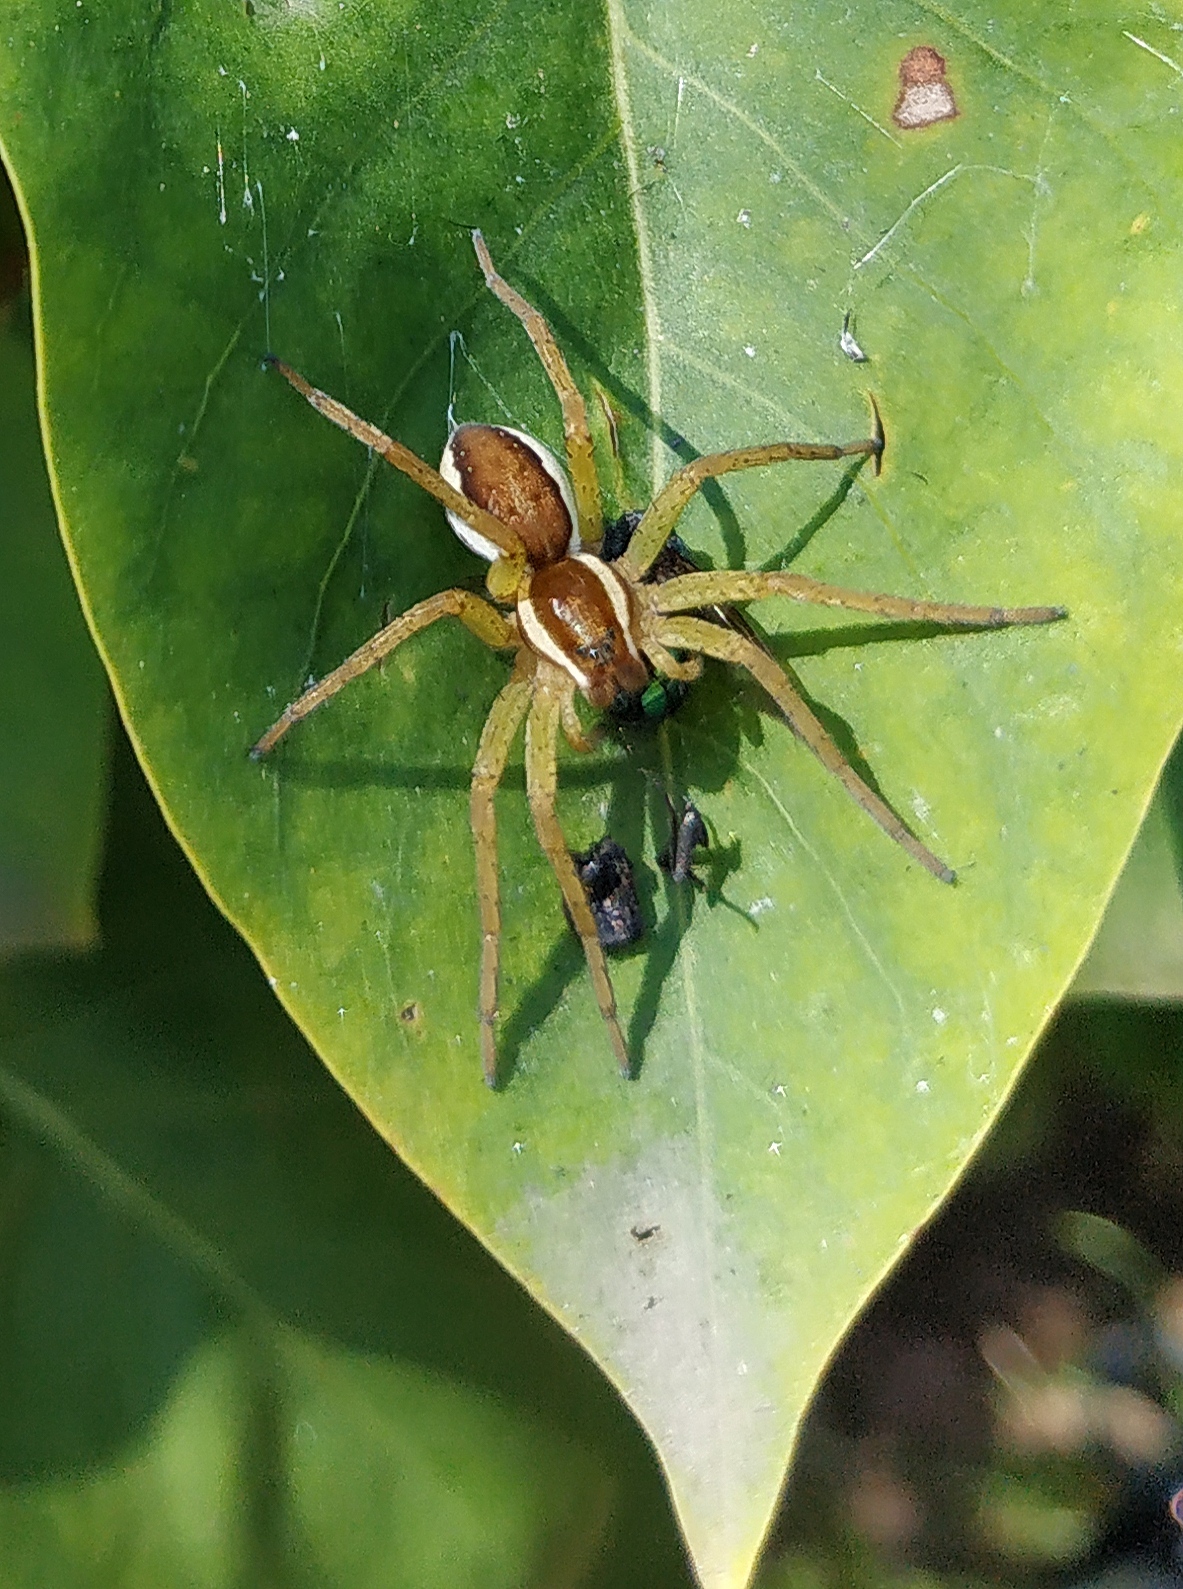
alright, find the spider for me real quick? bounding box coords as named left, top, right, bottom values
left=251, top=231, right=1065, bottom=1086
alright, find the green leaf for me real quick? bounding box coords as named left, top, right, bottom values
left=0, top=278, right=107, bottom=953
left=0, top=1320, right=611, bottom=1589
left=3, top=4, right=1182, bottom=1584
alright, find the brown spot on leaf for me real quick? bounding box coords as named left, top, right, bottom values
left=893, top=46, right=958, bottom=130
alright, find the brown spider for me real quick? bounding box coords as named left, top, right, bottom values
left=251, top=231, right=1064, bottom=1086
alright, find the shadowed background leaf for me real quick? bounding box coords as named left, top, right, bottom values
left=0, top=201, right=107, bottom=953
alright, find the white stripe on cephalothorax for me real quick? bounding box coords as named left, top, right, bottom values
left=516, top=591, right=591, bottom=689
left=572, top=554, right=645, bottom=665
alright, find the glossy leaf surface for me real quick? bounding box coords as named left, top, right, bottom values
left=3, top=3, right=1182, bottom=1583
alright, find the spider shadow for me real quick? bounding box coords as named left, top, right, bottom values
left=268, top=616, right=972, bottom=1082
left=773, top=615, right=975, bottom=664
left=514, top=278, right=747, bottom=568
left=623, top=783, right=754, bottom=1074
left=269, top=757, right=624, bottom=795
left=497, top=611, right=964, bottom=1082
left=759, top=454, right=871, bottom=571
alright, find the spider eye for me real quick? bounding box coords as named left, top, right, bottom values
left=574, top=636, right=615, bottom=663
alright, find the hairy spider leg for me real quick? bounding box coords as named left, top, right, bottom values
left=560, top=690, right=599, bottom=754
left=249, top=590, right=517, bottom=759
left=652, top=615, right=957, bottom=884
left=619, top=399, right=885, bottom=583
left=649, top=570, right=1068, bottom=629
left=638, top=632, right=703, bottom=684
left=267, top=356, right=527, bottom=600
left=471, top=230, right=603, bottom=549
left=526, top=666, right=631, bottom=1075
left=470, top=654, right=535, bottom=1086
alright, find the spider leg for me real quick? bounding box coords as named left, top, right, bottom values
left=619, top=399, right=885, bottom=581
left=653, top=615, right=956, bottom=884
left=648, top=569, right=1067, bottom=628
left=560, top=690, right=600, bottom=754
left=471, top=231, right=604, bottom=549
left=470, top=653, right=535, bottom=1086
left=267, top=356, right=527, bottom=596
left=526, top=667, right=631, bottom=1075
left=640, top=634, right=704, bottom=683
left=250, top=591, right=517, bottom=758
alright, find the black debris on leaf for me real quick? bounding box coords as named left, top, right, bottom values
left=659, top=798, right=709, bottom=887
left=567, top=836, right=644, bottom=950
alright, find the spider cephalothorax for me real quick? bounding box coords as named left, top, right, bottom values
left=252, top=230, right=1065, bottom=1086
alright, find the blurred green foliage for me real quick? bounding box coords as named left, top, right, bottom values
left=1074, top=739, right=1183, bottom=1002
left=0, top=181, right=106, bottom=953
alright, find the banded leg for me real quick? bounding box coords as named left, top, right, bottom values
left=560, top=690, right=599, bottom=754
left=526, top=668, right=631, bottom=1075
left=470, top=655, right=535, bottom=1086
left=250, top=590, right=517, bottom=758
left=649, top=569, right=1067, bottom=628
left=619, top=398, right=885, bottom=582
left=268, top=356, right=526, bottom=595
left=472, top=231, right=603, bottom=548
left=654, top=615, right=956, bottom=884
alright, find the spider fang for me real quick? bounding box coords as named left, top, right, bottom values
left=252, top=231, right=1065, bottom=1085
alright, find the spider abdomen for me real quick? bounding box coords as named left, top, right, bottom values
left=440, top=423, right=578, bottom=567
left=518, top=554, right=649, bottom=708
